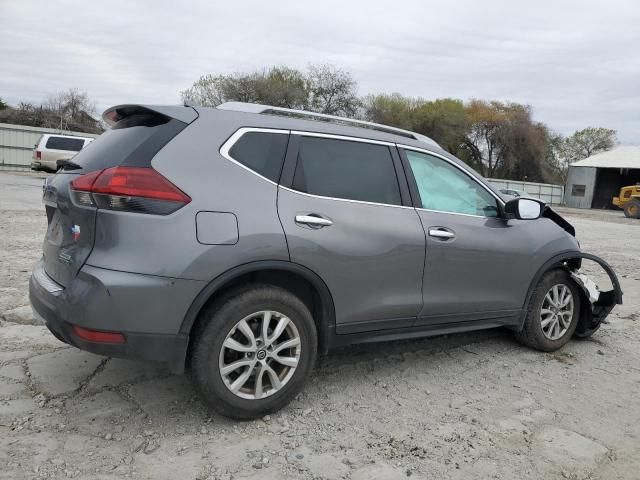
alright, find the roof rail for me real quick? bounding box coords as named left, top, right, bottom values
left=216, top=102, right=440, bottom=148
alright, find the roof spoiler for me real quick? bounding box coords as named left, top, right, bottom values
left=102, top=104, right=198, bottom=127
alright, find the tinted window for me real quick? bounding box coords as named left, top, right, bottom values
left=69, top=115, right=183, bottom=172
left=229, top=132, right=289, bottom=182
left=293, top=137, right=401, bottom=205
left=406, top=150, right=498, bottom=217
left=45, top=136, right=85, bottom=151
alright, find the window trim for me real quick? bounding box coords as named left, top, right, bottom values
left=219, top=128, right=504, bottom=214
left=219, top=127, right=291, bottom=186
left=290, top=130, right=394, bottom=147
left=398, top=146, right=505, bottom=217
left=278, top=185, right=414, bottom=210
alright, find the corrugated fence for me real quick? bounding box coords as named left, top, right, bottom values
left=0, top=123, right=99, bottom=171
left=487, top=178, right=564, bottom=205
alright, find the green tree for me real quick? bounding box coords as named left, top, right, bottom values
left=412, top=98, right=468, bottom=157
left=0, top=97, right=7, bottom=110
left=462, top=100, right=554, bottom=182
left=361, top=93, right=416, bottom=130
left=255, top=67, right=309, bottom=109
left=181, top=64, right=359, bottom=116
left=496, top=108, right=550, bottom=182
left=543, top=131, right=569, bottom=184
left=462, top=99, right=511, bottom=176
left=561, top=127, right=617, bottom=164
left=181, top=67, right=308, bottom=109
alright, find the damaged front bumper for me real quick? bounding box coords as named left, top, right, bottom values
left=565, top=253, right=623, bottom=338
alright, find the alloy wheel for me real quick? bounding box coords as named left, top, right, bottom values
left=218, top=311, right=301, bottom=400
left=540, top=284, right=574, bottom=340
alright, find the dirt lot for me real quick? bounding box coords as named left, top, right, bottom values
left=1, top=172, right=639, bottom=480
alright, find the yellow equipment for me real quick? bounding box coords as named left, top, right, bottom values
left=613, top=184, right=640, bottom=218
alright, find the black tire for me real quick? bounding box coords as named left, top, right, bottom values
left=623, top=199, right=640, bottom=219
left=515, top=269, right=581, bottom=351
left=191, top=284, right=317, bottom=420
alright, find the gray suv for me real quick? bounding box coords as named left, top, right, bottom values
left=30, top=102, right=622, bottom=419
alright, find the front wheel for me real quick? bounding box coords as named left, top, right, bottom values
left=515, top=269, right=581, bottom=351
left=191, top=285, right=317, bottom=419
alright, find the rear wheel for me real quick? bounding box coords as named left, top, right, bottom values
left=515, top=269, right=581, bottom=351
left=623, top=199, right=640, bottom=219
left=191, top=285, right=317, bottom=419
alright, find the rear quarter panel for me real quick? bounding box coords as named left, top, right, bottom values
left=85, top=110, right=290, bottom=281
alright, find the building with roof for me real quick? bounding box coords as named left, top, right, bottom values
left=564, top=145, right=640, bottom=209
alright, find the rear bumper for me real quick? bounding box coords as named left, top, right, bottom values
left=29, top=260, right=204, bottom=373
left=30, top=161, right=56, bottom=172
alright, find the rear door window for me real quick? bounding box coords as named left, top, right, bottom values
left=228, top=131, right=289, bottom=182
left=292, top=136, right=401, bottom=206
left=45, top=136, right=85, bottom=151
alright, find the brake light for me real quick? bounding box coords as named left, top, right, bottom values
left=73, top=325, right=125, bottom=344
left=71, top=169, right=102, bottom=191
left=70, top=167, right=190, bottom=214
left=36, top=151, right=41, bottom=160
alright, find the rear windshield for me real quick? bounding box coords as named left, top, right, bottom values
left=69, top=114, right=181, bottom=172
left=46, top=136, right=85, bottom=151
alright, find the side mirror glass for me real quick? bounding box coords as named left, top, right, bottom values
left=504, top=198, right=544, bottom=220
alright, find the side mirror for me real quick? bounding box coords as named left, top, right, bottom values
left=504, top=198, right=544, bottom=220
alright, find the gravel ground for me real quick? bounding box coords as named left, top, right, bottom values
left=1, top=172, right=639, bottom=480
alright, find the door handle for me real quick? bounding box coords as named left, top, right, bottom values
left=428, top=227, right=455, bottom=239
left=295, top=214, right=333, bottom=227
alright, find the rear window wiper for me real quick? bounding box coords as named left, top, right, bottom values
left=57, top=159, right=83, bottom=171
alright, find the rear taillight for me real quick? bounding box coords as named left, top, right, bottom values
left=36, top=151, right=41, bottom=160
left=70, top=167, right=191, bottom=215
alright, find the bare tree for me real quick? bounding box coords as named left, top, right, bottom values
left=561, top=127, right=617, bottom=164
left=306, top=64, right=360, bottom=117
left=44, top=88, right=97, bottom=131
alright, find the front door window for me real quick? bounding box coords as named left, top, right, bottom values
left=405, top=150, right=499, bottom=217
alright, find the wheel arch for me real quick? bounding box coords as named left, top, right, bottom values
left=180, top=260, right=336, bottom=362
left=520, top=250, right=623, bottom=329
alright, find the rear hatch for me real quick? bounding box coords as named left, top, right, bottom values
left=41, top=105, right=197, bottom=287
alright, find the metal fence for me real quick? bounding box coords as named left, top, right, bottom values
left=487, top=178, right=565, bottom=205
left=0, top=122, right=99, bottom=171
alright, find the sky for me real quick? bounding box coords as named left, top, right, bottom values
left=1, top=0, right=639, bottom=142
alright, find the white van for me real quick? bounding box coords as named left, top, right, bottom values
left=31, top=134, right=94, bottom=172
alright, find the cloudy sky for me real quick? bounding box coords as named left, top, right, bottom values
left=1, top=0, right=639, bottom=142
